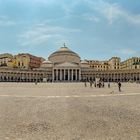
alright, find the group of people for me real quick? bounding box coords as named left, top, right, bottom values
left=84, top=80, right=122, bottom=92
left=84, top=81, right=107, bottom=88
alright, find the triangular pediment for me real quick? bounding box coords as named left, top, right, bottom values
left=55, top=62, right=80, bottom=68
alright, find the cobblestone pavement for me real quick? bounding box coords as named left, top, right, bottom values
left=0, top=82, right=140, bottom=140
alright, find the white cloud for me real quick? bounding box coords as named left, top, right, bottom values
left=126, top=15, right=140, bottom=25
left=84, top=0, right=140, bottom=25
left=82, top=13, right=100, bottom=22
left=60, top=0, right=83, bottom=18
left=0, top=16, right=16, bottom=27
left=18, top=23, right=82, bottom=46
left=14, top=0, right=57, bottom=5
left=118, top=48, right=137, bottom=55
left=33, top=0, right=59, bottom=5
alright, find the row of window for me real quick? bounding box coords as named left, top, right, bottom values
left=90, top=65, right=108, bottom=69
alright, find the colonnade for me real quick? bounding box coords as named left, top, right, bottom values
left=81, top=72, right=140, bottom=82
left=53, top=69, right=81, bottom=82
left=0, top=69, right=140, bottom=83
left=0, top=71, right=44, bottom=82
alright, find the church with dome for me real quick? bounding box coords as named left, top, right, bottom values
left=0, top=44, right=140, bottom=82
left=40, top=45, right=82, bottom=82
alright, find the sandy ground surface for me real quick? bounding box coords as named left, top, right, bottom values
left=0, top=82, right=140, bottom=140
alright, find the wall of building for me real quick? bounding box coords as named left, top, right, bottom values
left=121, top=57, right=140, bottom=70
left=0, top=53, right=13, bottom=67
left=0, top=68, right=45, bottom=82
left=108, top=57, right=120, bottom=70
left=0, top=68, right=139, bottom=83
left=14, top=54, right=42, bottom=70
left=81, top=69, right=140, bottom=82
left=86, top=60, right=109, bottom=71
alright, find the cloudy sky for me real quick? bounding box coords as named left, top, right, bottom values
left=0, top=0, right=140, bottom=61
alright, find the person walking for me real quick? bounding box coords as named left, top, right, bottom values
left=90, top=80, right=93, bottom=88
left=118, top=81, right=121, bottom=92
left=84, top=80, right=87, bottom=87
left=35, top=81, right=37, bottom=85
left=99, top=82, right=101, bottom=88
left=94, top=82, right=96, bottom=87
left=102, top=82, right=105, bottom=88
left=108, top=82, right=110, bottom=88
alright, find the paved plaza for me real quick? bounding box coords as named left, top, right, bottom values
left=0, top=82, right=140, bottom=140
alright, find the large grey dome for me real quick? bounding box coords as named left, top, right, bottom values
left=48, top=46, right=80, bottom=64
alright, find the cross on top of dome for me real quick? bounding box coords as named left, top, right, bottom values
left=63, top=43, right=68, bottom=48
left=58, top=43, right=69, bottom=51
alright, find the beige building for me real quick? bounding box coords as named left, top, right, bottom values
left=0, top=45, right=140, bottom=82
left=0, top=53, right=13, bottom=67
left=120, top=57, right=140, bottom=70
left=132, top=62, right=140, bottom=70
left=85, top=57, right=120, bottom=71
left=108, top=57, right=121, bottom=70
left=85, top=60, right=109, bottom=71
left=14, top=53, right=42, bottom=70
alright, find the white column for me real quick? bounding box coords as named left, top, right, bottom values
left=62, top=69, right=64, bottom=81
left=52, top=69, right=54, bottom=82
left=56, top=69, right=58, bottom=81
left=79, top=69, right=81, bottom=81
left=60, top=69, right=62, bottom=81
left=75, top=69, right=77, bottom=81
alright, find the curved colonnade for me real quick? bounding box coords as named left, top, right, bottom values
left=0, top=68, right=140, bottom=82
left=81, top=69, right=140, bottom=82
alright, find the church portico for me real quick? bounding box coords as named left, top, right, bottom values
left=53, top=68, right=81, bottom=82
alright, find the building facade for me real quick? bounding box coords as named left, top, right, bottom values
left=0, top=45, right=140, bottom=82
left=85, top=60, right=109, bottom=71
left=0, top=53, right=13, bottom=67
left=120, top=57, right=140, bottom=70
left=14, top=53, right=42, bottom=70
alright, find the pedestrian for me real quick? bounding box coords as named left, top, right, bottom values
left=118, top=81, right=121, bottom=92
left=102, top=82, right=105, bottom=88
left=108, top=82, right=110, bottom=88
left=94, top=82, right=96, bottom=87
left=35, top=80, right=37, bottom=85
left=90, top=80, right=93, bottom=88
left=84, top=80, right=87, bottom=87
